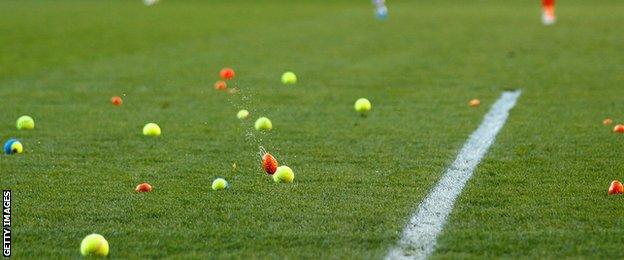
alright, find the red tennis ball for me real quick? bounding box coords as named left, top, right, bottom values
left=220, top=68, right=235, bottom=80
left=262, top=153, right=278, bottom=175
left=111, top=96, right=123, bottom=106
left=135, top=183, right=153, bottom=192
left=214, top=80, right=227, bottom=90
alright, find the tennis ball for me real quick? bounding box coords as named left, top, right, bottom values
left=608, top=180, right=624, bottom=195
left=220, top=68, right=235, bottom=80
left=262, top=153, right=278, bottom=175
left=254, top=117, right=272, bottom=131
left=212, top=178, right=228, bottom=190
left=281, top=72, right=297, bottom=85
left=214, top=81, right=227, bottom=90
left=16, top=115, right=35, bottom=130
left=614, top=124, right=624, bottom=133
left=143, top=123, right=161, bottom=136
left=3, top=139, right=23, bottom=155
left=273, top=166, right=294, bottom=183
left=11, top=142, right=23, bottom=154
left=237, top=109, right=249, bottom=119
left=80, top=234, right=109, bottom=257
left=469, top=99, right=480, bottom=107
left=135, top=183, right=152, bottom=192
left=354, top=98, right=372, bottom=114
left=604, top=118, right=613, bottom=126
left=111, top=96, right=123, bottom=106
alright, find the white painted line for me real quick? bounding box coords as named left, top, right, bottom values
left=386, top=90, right=522, bottom=260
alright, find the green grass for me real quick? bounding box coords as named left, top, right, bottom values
left=1, top=0, right=623, bottom=258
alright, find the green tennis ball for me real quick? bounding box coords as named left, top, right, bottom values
left=80, top=234, right=109, bottom=257
left=254, top=117, right=272, bottom=131
left=237, top=109, right=249, bottom=119
left=273, top=166, right=294, bottom=183
left=281, top=72, right=297, bottom=85
left=212, top=178, right=228, bottom=190
left=354, top=98, right=372, bottom=114
left=16, top=115, right=35, bottom=130
left=142, top=123, right=161, bottom=136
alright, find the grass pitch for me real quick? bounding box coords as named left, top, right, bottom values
left=1, top=0, right=623, bottom=258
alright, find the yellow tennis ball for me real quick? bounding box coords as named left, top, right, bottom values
left=254, top=117, right=272, bottom=131
left=16, top=115, right=35, bottom=130
left=80, top=234, right=109, bottom=257
left=281, top=72, right=297, bottom=85
left=237, top=109, right=249, bottom=119
left=273, top=166, right=294, bottom=183
left=11, top=141, right=23, bottom=154
left=212, top=178, right=228, bottom=190
left=354, top=98, right=372, bottom=114
left=142, top=123, right=161, bottom=136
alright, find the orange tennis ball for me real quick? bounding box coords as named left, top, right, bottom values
left=262, top=153, right=278, bottom=175
left=613, top=124, right=624, bottom=133
left=214, top=81, right=227, bottom=90
left=469, top=99, right=480, bottom=107
left=135, top=183, right=153, bottom=192
left=220, top=68, right=235, bottom=80
left=111, top=96, right=123, bottom=106
left=608, top=180, right=624, bottom=195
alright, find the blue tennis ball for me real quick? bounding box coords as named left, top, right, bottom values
left=3, top=139, right=18, bottom=155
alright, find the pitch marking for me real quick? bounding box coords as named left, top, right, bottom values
left=386, top=90, right=522, bottom=260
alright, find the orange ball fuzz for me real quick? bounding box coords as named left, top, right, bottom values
left=603, top=118, right=613, bottom=126
left=135, top=183, right=153, bottom=192
left=469, top=99, right=480, bottom=107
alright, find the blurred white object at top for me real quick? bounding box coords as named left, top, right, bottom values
left=144, top=0, right=159, bottom=6
left=372, top=0, right=386, bottom=6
